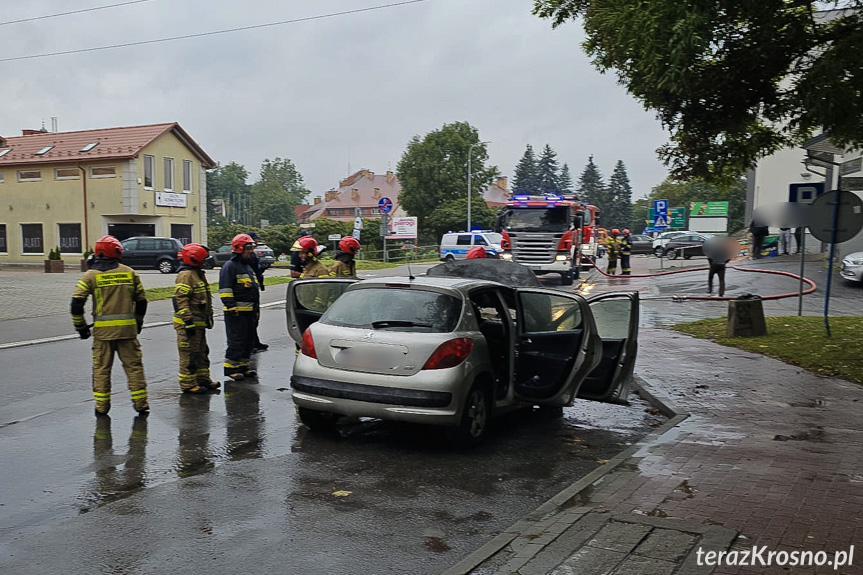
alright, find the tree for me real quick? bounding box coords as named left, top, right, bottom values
left=206, top=162, right=250, bottom=226
left=607, top=160, right=633, bottom=230
left=532, top=1, right=863, bottom=182
left=559, top=163, right=574, bottom=195
left=425, top=197, right=498, bottom=243
left=577, top=156, right=607, bottom=215
left=250, top=157, right=311, bottom=226
left=630, top=197, right=651, bottom=233
left=512, top=144, right=540, bottom=194
left=537, top=144, right=562, bottom=195
left=396, top=122, right=498, bottom=243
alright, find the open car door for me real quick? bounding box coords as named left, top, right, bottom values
left=285, top=278, right=358, bottom=344
left=578, top=292, right=640, bottom=403
left=512, top=288, right=602, bottom=406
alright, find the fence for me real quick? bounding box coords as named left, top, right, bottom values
left=355, top=244, right=439, bottom=263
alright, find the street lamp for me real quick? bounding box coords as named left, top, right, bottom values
left=467, top=140, right=490, bottom=231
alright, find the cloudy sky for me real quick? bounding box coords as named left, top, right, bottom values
left=1, top=0, right=671, bottom=200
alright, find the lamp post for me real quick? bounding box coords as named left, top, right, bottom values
left=467, top=141, right=489, bottom=231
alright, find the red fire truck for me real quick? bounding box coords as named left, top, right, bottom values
left=495, top=194, right=600, bottom=285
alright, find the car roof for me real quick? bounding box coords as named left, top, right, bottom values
left=351, top=275, right=506, bottom=292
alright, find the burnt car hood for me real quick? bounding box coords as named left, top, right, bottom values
left=426, top=259, right=542, bottom=287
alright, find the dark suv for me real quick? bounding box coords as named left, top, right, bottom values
left=120, top=236, right=183, bottom=273
left=208, top=243, right=275, bottom=269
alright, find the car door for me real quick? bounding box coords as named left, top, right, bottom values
left=286, top=278, right=359, bottom=344
left=134, top=237, right=158, bottom=269
left=511, top=288, right=601, bottom=406
left=121, top=239, right=140, bottom=267
left=214, top=245, right=232, bottom=265
left=578, top=292, right=640, bottom=403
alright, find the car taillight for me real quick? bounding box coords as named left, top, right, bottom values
left=421, top=338, right=473, bottom=370
left=557, top=229, right=573, bottom=251
left=300, top=328, right=317, bottom=358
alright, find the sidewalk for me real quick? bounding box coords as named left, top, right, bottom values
left=444, top=256, right=863, bottom=575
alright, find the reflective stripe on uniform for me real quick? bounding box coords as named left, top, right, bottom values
left=130, top=389, right=148, bottom=400
left=94, top=391, right=111, bottom=400
left=76, top=280, right=90, bottom=291
left=95, top=272, right=134, bottom=287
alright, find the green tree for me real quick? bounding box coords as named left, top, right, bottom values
left=577, top=156, right=607, bottom=216
left=425, top=197, right=498, bottom=243
left=559, top=163, right=574, bottom=195
left=396, top=122, right=498, bottom=243
left=537, top=144, right=561, bottom=195
left=512, top=144, right=540, bottom=194
left=532, top=1, right=863, bottom=182
left=607, top=160, right=633, bottom=230
left=206, top=162, right=250, bottom=226
left=630, top=197, right=650, bottom=233
left=250, top=157, right=310, bottom=226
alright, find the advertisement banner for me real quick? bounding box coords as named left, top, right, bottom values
left=689, top=201, right=729, bottom=217
left=386, top=216, right=418, bottom=239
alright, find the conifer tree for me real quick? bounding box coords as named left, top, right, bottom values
left=559, top=163, right=573, bottom=195
left=607, top=160, right=633, bottom=231
left=537, top=144, right=561, bottom=195
left=512, top=144, right=539, bottom=194
left=577, top=156, right=607, bottom=215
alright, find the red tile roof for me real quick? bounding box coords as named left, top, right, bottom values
left=300, top=169, right=402, bottom=221
left=0, top=122, right=216, bottom=168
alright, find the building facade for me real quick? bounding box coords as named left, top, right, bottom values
left=0, top=122, right=215, bottom=265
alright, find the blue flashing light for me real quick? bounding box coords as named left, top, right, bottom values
left=544, top=194, right=562, bottom=201
left=513, top=195, right=530, bottom=201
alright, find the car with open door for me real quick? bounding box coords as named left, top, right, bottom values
left=285, top=275, right=639, bottom=447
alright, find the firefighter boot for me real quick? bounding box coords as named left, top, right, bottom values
left=95, top=401, right=111, bottom=416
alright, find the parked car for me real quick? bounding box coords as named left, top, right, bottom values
left=840, top=251, right=863, bottom=283
left=120, top=236, right=183, bottom=273
left=440, top=231, right=502, bottom=261
left=628, top=234, right=654, bottom=254
left=208, top=243, right=275, bottom=269
left=651, top=231, right=688, bottom=257
left=285, top=270, right=639, bottom=447
left=660, top=233, right=712, bottom=259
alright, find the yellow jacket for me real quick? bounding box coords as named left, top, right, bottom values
left=71, top=262, right=147, bottom=340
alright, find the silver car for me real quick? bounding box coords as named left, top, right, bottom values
left=286, top=276, right=639, bottom=447
left=840, top=251, right=863, bottom=283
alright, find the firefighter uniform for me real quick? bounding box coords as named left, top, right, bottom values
left=299, top=258, right=331, bottom=279
left=219, top=253, right=260, bottom=379
left=329, top=254, right=356, bottom=277
left=620, top=233, right=632, bottom=275
left=606, top=237, right=620, bottom=275
left=71, top=260, right=148, bottom=415
left=173, top=266, right=215, bottom=392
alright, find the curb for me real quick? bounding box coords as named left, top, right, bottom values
left=440, top=376, right=689, bottom=575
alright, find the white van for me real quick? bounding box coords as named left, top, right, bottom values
left=439, top=231, right=503, bottom=260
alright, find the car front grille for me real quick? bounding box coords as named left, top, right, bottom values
left=509, top=233, right=562, bottom=264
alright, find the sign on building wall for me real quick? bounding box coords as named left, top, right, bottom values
left=155, top=192, right=188, bottom=208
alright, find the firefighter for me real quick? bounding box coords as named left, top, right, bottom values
left=219, top=233, right=260, bottom=381
left=173, top=243, right=219, bottom=394
left=606, top=228, right=621, bottom=275
left=330, top=236, right=360, bottom=277
left=289, top=230, right=313, bottom=278
left=298, top=236, right=331, bottom=278
left=71, top=235, right=149, bottom=416
left=246, top=231, right=268, bottom=353
left=620, top=228, right=632, bottom=276
left=466, top=246, right=487, bottom=259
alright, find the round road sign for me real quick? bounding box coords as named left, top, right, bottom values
left=808, top=190, right=863, bottom=243
left=378, top=197, right=393, bottom=214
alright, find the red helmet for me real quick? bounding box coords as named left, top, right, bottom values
left=181, top=243, right=209, bottom=266
left=466, top=246, right=488, bottom=259
left=298, top=236, right=319, bottom=254
left=611, top=228, right=620, bottom=235
left=339, top=236, right=361, bottom=255
left=95, top=235, right=123, bottom=259
left=231, top=233, right=255, bottom=253
left=623, top=229, right=630, bottom=235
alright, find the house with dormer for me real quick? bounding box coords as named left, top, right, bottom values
left=298, top=169, right=405, bottom=223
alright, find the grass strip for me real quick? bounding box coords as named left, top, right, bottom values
left=144, top=275, right=294, bottom=303
left=672, top=316, right=863, bottom=384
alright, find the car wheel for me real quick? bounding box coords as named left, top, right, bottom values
left=446, top=384, right=491, bottom=448
left=158, top=259, right=175, bottom=273
left=654, top=246, right=664, bottom=258
left=666, top=249, right=679, bottom=260
left=297, top=407, right=339, bottom=432
left=444, top=254, right=455, bottom=262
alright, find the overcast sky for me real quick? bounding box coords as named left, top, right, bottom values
left=1, top=0, right=671, bottom=200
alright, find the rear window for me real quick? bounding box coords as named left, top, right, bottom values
left=323, top=288, right=462, bottom=332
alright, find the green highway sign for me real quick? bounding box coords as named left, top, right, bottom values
left=649, top=207, right=686, bottom=228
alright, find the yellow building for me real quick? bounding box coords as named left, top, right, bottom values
left=0, top=122, right=216, bottom=265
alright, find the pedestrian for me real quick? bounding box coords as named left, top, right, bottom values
left=71, top=235, right=149, bottom=416
left=173, top=243, right=220, bottom=394
left=330, top=236, right=361, bottom=277
left=708, top=255, right=730, bottom=297
left=794, top=227, right=803, bottom=254
left=278, top=252, right=288, bottom=262
left=289, top=230, right=312, bottom=278
left=619, top=228, right=632, bottom=275
left=219, top=233, right=261, bottom=381
left=748, top=219, right=768, bottom=259
left=606, top=228, right=620, bottom=274
left=298, top=236, right=331, bottom=278
left=779, top=227, right=792, bottom=255
left=246, top=231, right=268, bottom=353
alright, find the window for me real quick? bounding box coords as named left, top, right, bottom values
left=143, top=155, right=155, bottom=188
left=171, top=224, right=192, bottom=245
left=164, top=157, right=174, bottom=190
left=0, top=172, right=4, bottom=183
left=90, top=166, right=116, bottom=178
left=0, top=148, right=11, bottom=158
left=182, top=160, right=192, bottom=192
left=456, top=235, right=472, bottom=246
left=21, top=223, right=44, bottom=254
left=80, top=142, right=99, bottom=152
left=55, top=168, right=80, bottom=180
left=17, top=170, right=41, bottom=182
left=35, top=145, right=54, bottom=156
left=58, top=224, right=82, bottom=253
left=0, top=224, right=6, bottom=252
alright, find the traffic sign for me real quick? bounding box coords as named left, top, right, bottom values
left=789, top=182, right=824, bottom=204
left=808, top=190, right=863, bottom=243
left=328, top=234, right=341, bottom=241
left=654, top=214, right=669, bottom=227
left=352, top=229, right=361, bottom=240
left=653, top=199, right=668, bottom=217
left=840, top=157, right=862, bottom=176
left=353, top=216, right=363, bottom=230
left=378, top=197, right=393, bottom=214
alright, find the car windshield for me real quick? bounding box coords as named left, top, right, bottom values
left=484, top=233, right=502, bottom=244
left=323, top=288, right=462, bottom=332
left=503, top=207, right=570, bottom=232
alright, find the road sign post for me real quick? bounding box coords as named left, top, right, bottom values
left=653, top=199, right=669, bottom=229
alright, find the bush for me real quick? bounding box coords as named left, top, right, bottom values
left=48, top=247, right=62, bottom=260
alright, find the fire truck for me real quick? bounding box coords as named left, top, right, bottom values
left=495, top=194, right=600, bottom=285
